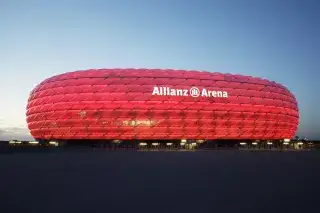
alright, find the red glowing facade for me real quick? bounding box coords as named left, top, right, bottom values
left=26, top=69, right=299, bottom=140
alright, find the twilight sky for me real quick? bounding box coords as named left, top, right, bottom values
left=0, top=0, right=319, bottom=140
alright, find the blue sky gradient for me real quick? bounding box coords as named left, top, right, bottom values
left=1, top=0, right=319, bottom=140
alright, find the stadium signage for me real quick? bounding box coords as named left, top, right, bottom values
left=152, top=86, right=228, bottom=98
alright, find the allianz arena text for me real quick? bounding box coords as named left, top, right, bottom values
left=26, top=68, right=299, bottom=142
left=152, top=87, right=228, bottom=98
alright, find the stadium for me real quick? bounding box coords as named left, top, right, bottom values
left=24, top=68, right=302, bottom=150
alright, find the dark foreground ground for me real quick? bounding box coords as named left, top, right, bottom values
left=0, top=149, right=319, bottom=213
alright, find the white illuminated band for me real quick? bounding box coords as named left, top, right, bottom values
left=152, top=86, right=228, bottom=98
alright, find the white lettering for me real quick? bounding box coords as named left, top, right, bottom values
left=152, top=87, right=160, bottom=95
left=159, top=87, right=163, bottom=95
left=183, top=89, right=188, bottom=96
left=201, top=89, right=208, bottom=97
left=152, top=86, right=228, bottom=98
left=212, top=91, right=217, bottom=97
left=170, top=89, right=176, bottom=96
left=223, top=91, right=228, bottom=98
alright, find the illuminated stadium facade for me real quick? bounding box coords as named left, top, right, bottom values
left=26, top=69, right=299, bottom=148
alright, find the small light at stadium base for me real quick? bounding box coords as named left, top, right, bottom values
left=29, top=141, right=39, bottom=145
left=49, top=141, right=59, bottom=146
